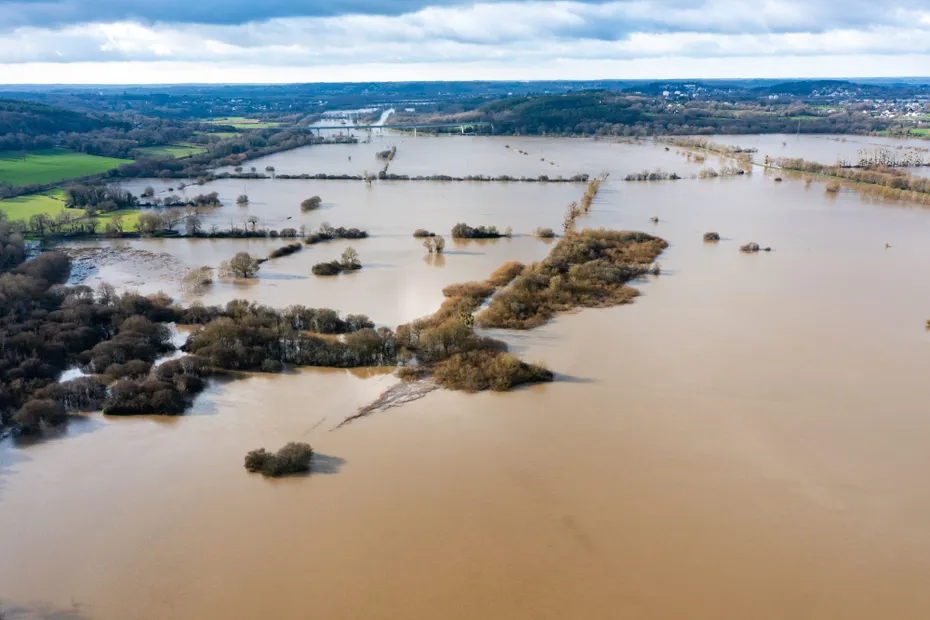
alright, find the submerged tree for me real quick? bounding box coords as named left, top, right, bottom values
left=301, top=196, right=323, bottom=212
left=185, top=213, right=203, bottom=235
left=341, top=246, right=361, bottom=269
left=220, top=252, right=261, bottom=278
left=182, top=266, right=214, bottom=291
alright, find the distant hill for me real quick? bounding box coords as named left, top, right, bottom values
left=0, top=99, right=118, bottom=137
left=477, top=92, right=644, bottom=133
left=757, top=80, right=855, bottom=96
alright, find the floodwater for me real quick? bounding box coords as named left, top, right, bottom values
left=709, top=133, right=930, bottom=176
left=5, top=135, right=930, bottom=619
left=214, top=135, right=700, bottom=180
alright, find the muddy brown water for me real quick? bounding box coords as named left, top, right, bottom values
left=708, top=133, right=930, bottom=177
left=4, top=136, right=930, bottom=619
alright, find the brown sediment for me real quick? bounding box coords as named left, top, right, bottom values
left=334, top=378, right=439, bottom=429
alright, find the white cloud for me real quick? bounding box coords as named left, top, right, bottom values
left=0, top=1, right=928, bottom=82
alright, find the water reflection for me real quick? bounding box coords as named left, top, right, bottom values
left=423, top=253, right=446, bottom=267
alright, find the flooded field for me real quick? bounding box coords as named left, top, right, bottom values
left=4, top=135, right=930, bottom=619
left=710, top=133, right=930, bottom=176
left=214, top=135, right=702, bottom=180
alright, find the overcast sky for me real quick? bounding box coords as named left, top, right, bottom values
left=0, top=0, right=928, bottom=83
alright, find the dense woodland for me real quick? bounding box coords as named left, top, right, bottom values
left=1, top=225, right=654, bottom=436
left=455, top=92, right=902, bottom=136
left=0, top=224, right=557, bottom=436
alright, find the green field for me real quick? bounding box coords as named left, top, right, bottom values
left=93, top=208, right=143, bottom=230
left=196, top=130, right=239, bottom=139
left=908, top=128, right=930, bottom=136
left=0, top=148, right=131, bottom=186
left=0, top=190, right=80, bottom=221
left=0, top=191, right=142, bottom=231
left=207, top=117, right=282, bottom=129
left=789, top=115, right=822, bottom=121
left=136, top=144, right=207, bottom=158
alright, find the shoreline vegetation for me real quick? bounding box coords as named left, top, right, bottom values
left=773, top=157, right=930, bottom=204
left=220, top=172, right=593, bottom=183
left=0, top=210, right=666, bottom=440
left=245, top=442, right=314, bottom=477
left=476, top=229, right=667, bottom=329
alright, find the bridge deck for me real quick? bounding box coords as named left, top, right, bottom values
left=309, top=122, right=491, bottom=130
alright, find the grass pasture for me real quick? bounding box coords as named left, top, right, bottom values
left=135, top=144, right=207, bottom=159
left=0, top=190, right=80, bottom=221
left=0, top=191, right=142, bottom=231
left=93, top=208, right=143, bottom=230
left=0, top=148, right=131, bottom=187
left=207, top=117, right=282, bottom=129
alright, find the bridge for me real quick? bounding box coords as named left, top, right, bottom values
left=307, top=122, right=493, bottom=136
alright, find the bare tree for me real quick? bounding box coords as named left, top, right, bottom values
left=341, top=246, right=361, bottom=269
left=221, top=252, right=261, bottom=278
left=186, top=213, right=203, bottom=235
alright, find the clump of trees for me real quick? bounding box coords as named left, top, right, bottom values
left=476, top=229, right=667, bottom=329
left=534, top=227, right=555, bottom=238
left=376, top=146, right=397, bottom=161
left=703, top=232, right=721, bottom=242
left=422, top=235, right=446, bottom=253
left=433, top=351, right=552, bottom=391
left=412, top=229, right=435, bottom=238
left=103, top=356, right=211, bottom=415
left=625, top=170, right=681, bottom=181
left=66, top=184, right=136, bottom=214
left=661, top=137, right=757, bottom=158
left=563, top=201, right=582, bottom=234
left=245, top=442, right=313, bottom=477
left=300, top=196, right=322, bottom=212
left=267, top=243, right=302, bottom=259
left=312, top=247, right=361, bottom=276
left=0, top=251, right=221, bottom=433
left=182, top=266, right=214, bottom=291
left=219, top=252, right=262, bottom=278
left=236, top=194, right=249, bottom=205
left=0, top=221, right=26, bottom=271
left=12, top=399, right=68, bottom=434
left=451, top=223, right=504, bottom=239
left=739, top=242, right=771, bottom=253
left=580, top=177, right=602, bottom=212
left=393, top=260, right=551, bottom=391
left=304, top=223, right=368, bottom=245
left=776, top=157, right=930, bottom=204
left=186, top=304, right=391, bottom=370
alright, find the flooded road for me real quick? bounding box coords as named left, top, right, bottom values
left=4, top=136, right=930, bottom=619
